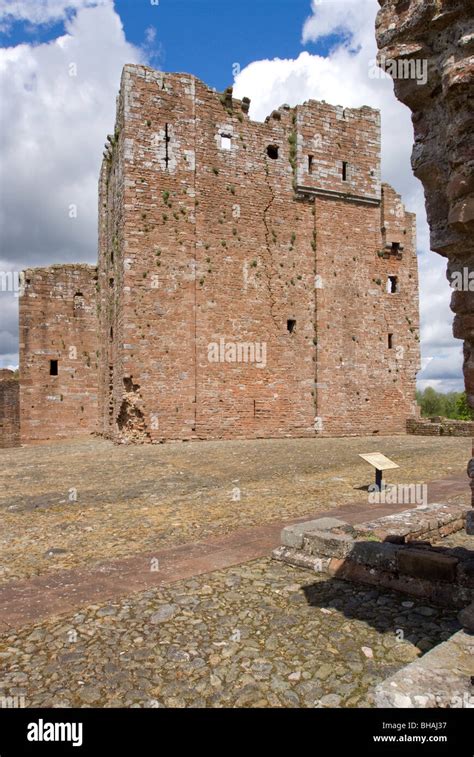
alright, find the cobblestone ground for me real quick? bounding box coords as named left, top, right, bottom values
left=0, top=436, right=470, bottom=583
left=0, top=558, right=461, bottom=709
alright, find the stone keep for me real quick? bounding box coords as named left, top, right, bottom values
left=18, top=65, right=421, bottom=444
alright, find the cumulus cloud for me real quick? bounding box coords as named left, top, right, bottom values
left=233, top=0, right=462, bottom=392
left=0, top=0, right=108, bottom=28
left=0, top=1, right=144, bottom=366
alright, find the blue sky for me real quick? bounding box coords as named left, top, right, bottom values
left=0, top=0, right=341, bottom=88
left=0, top=0, right=463, bottom=392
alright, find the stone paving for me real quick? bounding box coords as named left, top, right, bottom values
left=0, top=435, right=470, bottom=709
left=0, top=558, right=461, bottom=709
left=0, top=436, right=469, bottom=584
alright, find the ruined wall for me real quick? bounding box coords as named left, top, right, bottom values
left=0, top=370, right=20, bottom=448
left=20, top=265, right=99, bottom=442
left=407, top=418, right=474, bottom=437
left=375, top=0, right=474, bottom=514
left=98, top=64, right=420, bottom=441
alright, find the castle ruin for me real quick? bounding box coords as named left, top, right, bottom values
left=15, top=65, right=420, bottom=445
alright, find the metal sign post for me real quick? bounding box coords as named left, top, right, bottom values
left=358, top=452, right=399, bottom=492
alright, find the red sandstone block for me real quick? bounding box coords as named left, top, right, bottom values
left=438, top=520, right=464, bottom=537
left=397, top=548, right=458, bottom=582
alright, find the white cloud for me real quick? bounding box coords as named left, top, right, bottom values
left=142, top=23, right=161, bottom=66
left=233, top=0, right=463, bottom=392
left=0, top=1, right=144, bottom=368
left=145, top=25, right=156, bottom=45
left=302, top=0, right=376, bottom=50
left=0, top=0, right=108, bottom=27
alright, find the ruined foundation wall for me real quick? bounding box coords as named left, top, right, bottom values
left=98, top=65, right=420, bottom=441
left=407, top=418, right=474, bottom=437
left=20, top=265, right=99, bottom=442
left=0, top=370, right=20, bottom=448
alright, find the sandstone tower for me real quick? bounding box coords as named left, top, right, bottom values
left=18, top=64, right=420, bottom=443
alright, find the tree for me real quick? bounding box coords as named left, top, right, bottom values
left=416, top=388, right=473, bottom=420
left=419, top=387, right=443, bottom=417
left=454, top=392, right=474, bottom=421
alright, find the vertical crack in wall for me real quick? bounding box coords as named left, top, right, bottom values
left=262, top=166, right=280, bottom=331
left=312, top=201, right=319, bottom=427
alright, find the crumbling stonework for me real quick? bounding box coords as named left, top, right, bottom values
left=95, top=64, right=420, bottom=443
left=0, top=369, right=20, bottom=448
left=375, top=1, right=474, bottom=516
left=407, top=417, right=474, bottom=437
left=273, top=502, right=473, bottom=608
left=19, top=265, right=99, bottom=442
left=19, top=65, right=421, bottom=443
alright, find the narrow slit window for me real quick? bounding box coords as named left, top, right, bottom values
left=50, top=360, right=58, bottom=376
left=109, top=277, right=114, bottom=289
left=391, top=242, right=401, bottom=254
left=221, top=134, right=232, bottom=150
left=388, top=333, right=393, bottom=350
left=308, top=155, right=314, bottom=174
left=342, top=161, right=348, bottom=181
left=287, top=319, right=296, bottom=334
left=164, top=123, right=170, bottom=169
left=108, top=366, right=114, bottom=417
left=387, top=276, right=398, bottom=294
left=267, top=145, right=279, bottom=160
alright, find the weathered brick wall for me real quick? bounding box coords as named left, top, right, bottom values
left=20, top=265, right=99, bottom=442
left=0, top=370, right=20, bottom=448
left=97, top=65, right=420, bottom=442
left=313, top=185, right=419, bottom=436
left=407, top=418, right=474, bottom=437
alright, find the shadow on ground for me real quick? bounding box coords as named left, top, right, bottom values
left=298, top=535, right=469, bottom=649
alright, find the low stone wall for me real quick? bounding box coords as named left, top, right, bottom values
left=0, top=371, right=20, bottom=448
left=407, top=417, right=474, bottom=437
left=375, top=630, right=474, bottom=708
left=273, top=503, right=473, bottom=609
